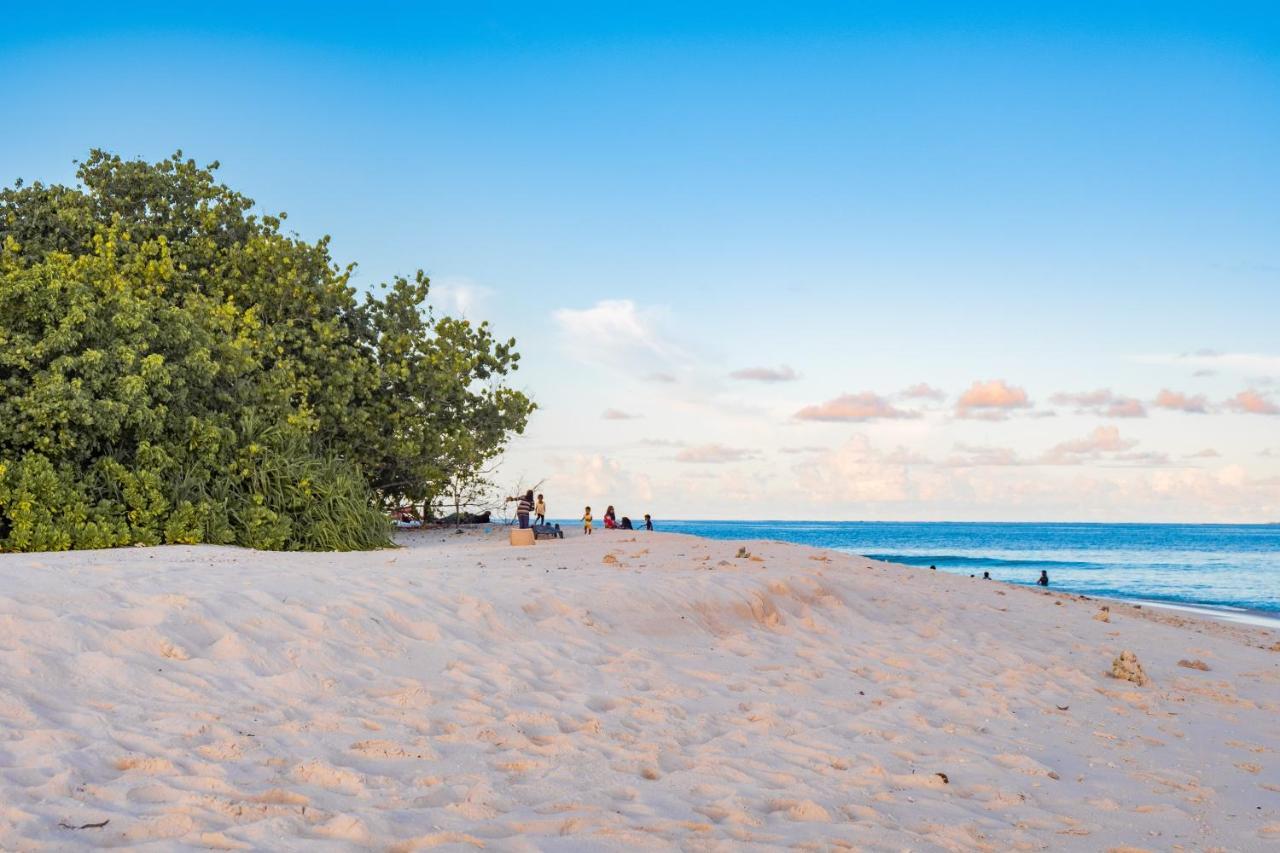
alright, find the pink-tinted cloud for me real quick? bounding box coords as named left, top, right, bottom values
left=729, top=365, right=798, bottom=382
left=900, top=382, right=946, bottom=401
left=1050, top=389, right=1147, bottom=418
left=675, top=444, right=754, bottom=464
left=794, top=392, right=920, bottom=422
left=1041, top=426, right=1137, bottom=464
left=602, top=408, right=641, bottom=420
left=1185, top=448, right=1220, bottom=459
left=955, top=380, right=1031, bottom=420
left=1153, top=389, right=1211, bottom=414
left=1226, top=389, right=1280, bottom=415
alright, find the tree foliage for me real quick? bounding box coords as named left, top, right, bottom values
left=0, top=150, right=533, bottom=551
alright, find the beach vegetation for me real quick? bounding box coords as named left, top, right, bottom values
left=0, top=151, right=533, bottom=551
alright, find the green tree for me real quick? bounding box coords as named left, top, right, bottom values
left=0, top=150, right=533, bottom=551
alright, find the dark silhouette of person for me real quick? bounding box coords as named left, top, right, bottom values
left=929, top=564, right=937, bottom=571
left=982, top=571, right=991, bottom=580
left=1037, top=570, right=1049, bottom=586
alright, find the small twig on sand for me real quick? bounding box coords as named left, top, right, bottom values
left=59, top=819, right=110, bottom=830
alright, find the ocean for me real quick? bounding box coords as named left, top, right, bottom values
left=650, top=520, right=1280, bottom=621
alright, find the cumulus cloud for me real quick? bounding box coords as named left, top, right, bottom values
left=675, top=444, right=755, bottom=464
left=729, top=365, right=798, bottom=382
left=900, top=383, right=946, bottom=401
left=553, top=300, right=682, bottom=365
left=1226, top=389, right=1280, bottom=415
left=431, top=278, right=492, bottom=319
left=1153, top=389, right=1211, bottom=414
left=1041, top=426, right=1137, bottom=464
left=955, top=380, right=1031, bottom=420
left=1050, top=389, right=1147, bottom=418
left=601, top=408, right=641, bottom=420
left=795, top=392, right=919, bottom=422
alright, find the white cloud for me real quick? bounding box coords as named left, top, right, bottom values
left=1138, top=351, right=1280, bottom=377
left=601, top=408, right=642, bottom=420
left=946, top=443, right=1023, bottom=467
left=431, top=278, right=492, bottom=319
left=639, top=438, right=686, bottom=448
left=900, top=383, right=947, bottom=401
left=552, top=300, right=682, bottom=366
left=674, top=444, right=755, bottom=464
left=730, top=365, right=799, bottom=382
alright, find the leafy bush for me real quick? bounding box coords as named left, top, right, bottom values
left=0, top=151, right=533, bottom=551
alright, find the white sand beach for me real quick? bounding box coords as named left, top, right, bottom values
left=1, top=529, right=1277, bottom=850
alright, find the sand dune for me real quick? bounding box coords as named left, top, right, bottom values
left=0, top=529, right=1276, bottom=850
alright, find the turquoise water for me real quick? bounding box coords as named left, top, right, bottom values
left=647, top=521, right=1280, bottom=615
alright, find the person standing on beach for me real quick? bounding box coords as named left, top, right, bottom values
left=506, top=490, right=534, bottom=529
left=1037, top=570, right=1049, bottom=586
left=534, top=494, right=547, bottom=526
left=582, top=506, right=593, bottom=534
left=644, top=514, right=653, bottom=531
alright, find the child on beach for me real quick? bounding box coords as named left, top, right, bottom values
left=644, top=514, right=653, bottom=531
left=535, top=494, right=546, bottom=526
left=582, top=506, right=593, bottom=534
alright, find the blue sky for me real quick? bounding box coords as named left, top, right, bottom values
left=4, top=2, right=1280, bottom=520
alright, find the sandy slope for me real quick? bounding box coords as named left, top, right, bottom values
left=0, top=528, right=1276, bottom=851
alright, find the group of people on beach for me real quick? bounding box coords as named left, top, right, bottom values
left=581, top=505, right=651, bottom=534
left=505, top=491, right=653, bottom=536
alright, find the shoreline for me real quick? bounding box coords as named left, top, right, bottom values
left=589, top=518, right=1280, bottom=626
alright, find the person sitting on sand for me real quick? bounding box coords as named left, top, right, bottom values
left=603, top=505, right=617, bottom=529
left=982, top=571, right=991, bottom=580
left=535, top=493, right=547, bottom=526
left=582, top=506, right=593, bottom=534
left=620, top=516, right=633, bottom=530
left=1037, top=570, right=1049, bottom=586
left=644, top=514, right=653, bottom=531
left=506, top=490, right=534, bottom=529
